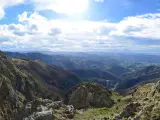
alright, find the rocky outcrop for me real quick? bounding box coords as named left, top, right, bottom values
left=0, top=51, right=81, bottom=120
left=0, top=75, right=24, bottom=120
left=134, top=80, right=160, bottom=120
left=118, top=102, right=141, bottom=119
left=15, top=99, right=76, bottom=120
left=66, top=83, right=114, bottom=109
left=115, top=80, right=160, bottom=120
left=0, top=52, right=25, bottom=120
left=1, top=50, right=160, bottom=120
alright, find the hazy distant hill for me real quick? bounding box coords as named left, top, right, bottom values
left=1, top=51, right=160, bottom=120
left=6, top=52, right=154, bottom=74
left=5, top=51, right=160, bottom=90
left=71, top=69, right=119, bottom=88
left=116, top=65, right=160, bottom=90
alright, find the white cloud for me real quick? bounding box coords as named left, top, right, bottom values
left=0, top=0, right=24, bottom=19
left=1, top=12, right=160, bottom=52
left=110, top=13, right=160, bottom=40
left=27, top=0, right=106, bottom=15
left=0, top=7, right=5, bottom=20
left=28, top=0, right=89, bottom=15
left=0, top=0, right=129, bottom=19
left=0, top=11, right=116, bottom=51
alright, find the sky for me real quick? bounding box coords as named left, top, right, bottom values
left=0, top=0, right=160, bottom=53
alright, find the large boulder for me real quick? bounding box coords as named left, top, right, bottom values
left=66, top=83, right=114, bottom=109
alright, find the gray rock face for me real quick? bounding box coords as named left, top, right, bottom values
left=15, top=99, right=76, bottom=120
left=0, top=74, right=25, bottom=120
left=114, top=80, right=160, bottom=120
left=119, top=102, right=141, bottom=118
left=68, top=85, right=89, bottom=109
left=155, top=81, right=160, bottom=92
left=24, top=110, right=54, bottom=120
left=67, top=83, right=114, bottom=109
left=0, top=51, right=80, bottom=120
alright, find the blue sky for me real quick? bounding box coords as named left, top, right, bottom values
left=0, top=0, right=160, bottom=53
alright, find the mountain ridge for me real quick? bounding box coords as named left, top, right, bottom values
left=0, top=51, right=81, bottom=120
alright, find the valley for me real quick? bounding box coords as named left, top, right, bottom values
left=1, top=1, right=160, bottom=120
left=0, top=51, right=160, bottom=120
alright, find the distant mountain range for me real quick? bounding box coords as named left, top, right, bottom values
left=116, top=65, right=160, bottom=91
left=6, top=52, right=160, bottom=70
left=71, top=69, right=119, bottom=88
left=5, top=51, right=160, bottom=90
left=0, top=51, right=160, bottom=120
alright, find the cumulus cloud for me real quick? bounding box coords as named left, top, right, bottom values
left=0, top=11, right=115, bottom=51
left=25, top=0, right=106, bottom=15
left=110, top=13, right=160, bottom=39
left=0, top=0, right=24, bottom=19
left=0, top=0, right=129, bottom=19
left=1, top=11, right=160, bottom=52
left=0, top=36, right=11, bottom=43
left=28, top=0, right=89, bottom=15
left=49, top=28, right=62, bottom=36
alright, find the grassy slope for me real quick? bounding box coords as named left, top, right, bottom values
left=74, top=80, right=160, bottom=120
left=0, top=51, right=81, bottom=119
left=74, top=92, right=130, bottom=120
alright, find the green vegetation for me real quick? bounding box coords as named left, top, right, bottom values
left=74, top=95, right=130, bottom=120
left=0, top=51, right=81, bottom=120
left=74, top=80, right=160, bottom=120
left=0, top=51, right=160, bottom=120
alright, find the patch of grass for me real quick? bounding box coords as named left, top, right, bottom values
left=74, top=108, right=111, bottom=120
left=111, top=92, right=123, bottom=102
left=74, top=94, right=131, bottom=120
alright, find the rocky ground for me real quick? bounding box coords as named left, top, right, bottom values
left=14, top=99, right=75, bottom=120
left=74, top=80, right=160, bottom=120
left=0, top=51, right=80, bottom=120
left=0, top=51, right=160, bottom=120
